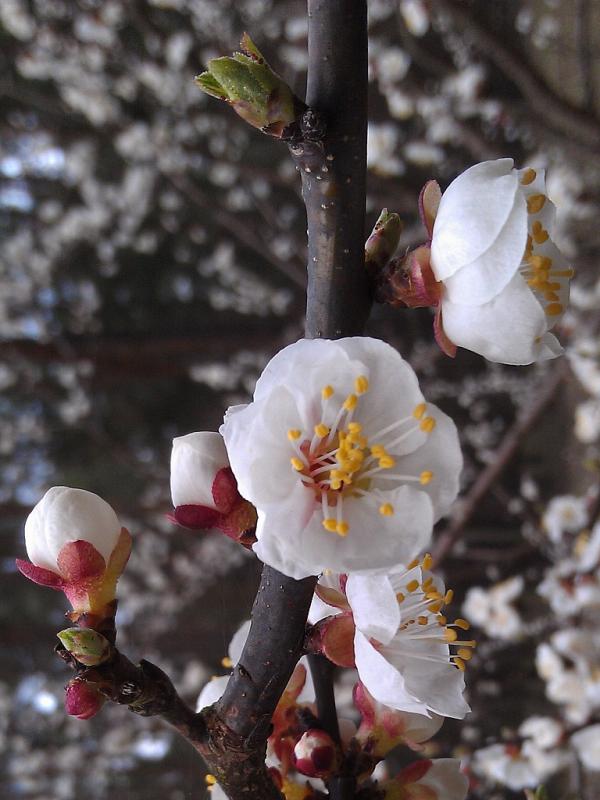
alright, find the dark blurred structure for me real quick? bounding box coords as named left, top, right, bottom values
left=1, top=1, right=600, bottom=798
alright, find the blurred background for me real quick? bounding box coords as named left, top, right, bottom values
left=1, top=1, right=600, bottom=798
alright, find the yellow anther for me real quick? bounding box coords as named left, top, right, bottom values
left=437, top=614, right=447, bottom=626
left=379, top=503, right=394, bottom=516
left=413, top=402, right=426, bottom=419
left=370, top=444, right=386, bottom=457
left=420, top=470, right=433, bottom=485
left=355, top=375, right=369, bottom=394
left=524, top=234, right=533, bottom=258
left=205, top=775, right=217, bottom=786
left=287, top=429, right=301, bottom=441
left=348, top=422, right=362, bottom=434
left=221, top=656, right=233, bottom=668
left=444, top=589, right=454, bottom=604
left=521, top=168, right=536, bottom=185
left=458, top=648, right=473, bottom=660
left=444, top=628, right=458, bottom=643
left=554, top=267, right=575, bottom=278
left=420, top=417, right=436, bottom=433
left=407, top=557, right=420, bottom=569
left=452, top=656, right=466, bottom=672
left=379, top=455, right=396, bottom=469
left=528, top=254, right=552, bottom=271
left=422, top=553, right=433, bottom=570
left=527, top=193, right=546, bottom=214
left=546, top=302, right=563, bottom=316
left=336, top=521, right=349, bottom=536
left=417, top=615, right=428, bottom=626
left=458, top=639, right=477, bottom=648
left=343, top=394, right=358, bottom=411
left=531, top=220, right=549, bottom=244
left=428, top=601, right=443, bottom=613
left=422, top=577, right=433, bottom=591
left=314, top=423, right=330, bottom=438
left=323, top=518, right=338, bottom=532
left=322, top=385, right=334, bottom=400
left=396, top=592, right=405, bottom=603
left=291, top=457, right=305, bottom=471
left=454, top=618, right=471, bottom=630
left=406, top=579, right=420, bottom=593
left=545, top=291, right=560, bottom=302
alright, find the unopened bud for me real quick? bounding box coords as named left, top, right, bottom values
left=294, top=729, right=338, bottom=779
left=196, top=34, right=302, bottom=138
left=57, top=627, right=111, bottom=666
left=65, top=679, right=104, bottom=720
left=365, top=209, right=403, bottom=276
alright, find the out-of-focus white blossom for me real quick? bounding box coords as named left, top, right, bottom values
left=571, top=724, right=600, bottom=771
left=400, top=0, right=429, bottom=36
left=542, top=494, right=588, bottom=543
left=462, top=576, right=523, bottom=640
left=575, top=399, right=600, bottom=443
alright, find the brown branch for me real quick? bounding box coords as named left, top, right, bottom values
left=432, top=360, right=569, bottom=567
left=437, top=0, right=600, bottom=150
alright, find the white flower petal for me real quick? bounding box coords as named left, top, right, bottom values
left=441, top=190, right=527, bottom=305
left=170, top=431, right=229, bottom=508
left=196, top=675, right=229, bottom=712
left=354, top=630, right=427, bottom=715
left=345, top=574, right=400, bottom=645
left=419, top=759, right=469, bottom=800
left=441, top=272, right=549, bottom=365
left=431, top=159, right=517, bottom=280
left=25, top=486, right=121, bottom=572
left=228, top=620, right=251, bottom=663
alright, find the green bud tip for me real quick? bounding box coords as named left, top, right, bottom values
left=57, top=627, right=111, bottom=666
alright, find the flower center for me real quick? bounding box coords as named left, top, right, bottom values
left=389, top=555, right=476, bottom=671
left=287, top=377, right=436, bottom=538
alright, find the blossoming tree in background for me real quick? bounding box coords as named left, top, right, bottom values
left=12, top=1, right=598, bottom=799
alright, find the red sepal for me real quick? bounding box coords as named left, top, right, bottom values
left=15, top=559, right=65, bottom=589
left=397, top=759, right=433, bottom=785
left=212, top=467, right=240, bottom=513
left=172, top=504, right=220, bottom=530
left=57, top=540, right=106, bottom=583
left=433, top=306, right=457, bottom=358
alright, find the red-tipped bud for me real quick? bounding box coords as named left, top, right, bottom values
left=65, top=679, right=105, bottom=720
left=294, top=729, right=338, bottom=779
left=307, top=613, right=355, bottom=668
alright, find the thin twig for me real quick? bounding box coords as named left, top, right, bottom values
left=432, top=361, right=569, bottom=567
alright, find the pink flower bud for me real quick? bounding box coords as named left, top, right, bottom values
left=293, top=729, right=338, bottom=779
left=16, top=487, right=131, bottom=615
left=65, top=679, right=105, bottom=720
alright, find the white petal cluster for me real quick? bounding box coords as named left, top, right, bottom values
left=25, top=486, right=121, bottom=573
left=221, top=337, right=461, bottom=579
left=170, top=431, right=229, bottom=509
left=462, top=576, right=523, bottom=641
left=571, top=724, right=600, bottom=771
left=542, top=493, right=588, bottom=543
left=430, top=159, right=571, bottom=364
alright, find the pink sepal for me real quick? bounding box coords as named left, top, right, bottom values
left=172, top=504, right=220, bottom=530
left=65, top=679, right=104, bottom=720
left=434, top=306, right=457, bottom=358
left=310, top=612, right=356, bottom=668
left=57, top=540, right=106, bottom=583
left=418, top=180, right=441, bottom=239
left=15, top=559, right=65, bottom=589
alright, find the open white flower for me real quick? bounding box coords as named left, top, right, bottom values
left=313, top=559, right=471, bottom=719
left=221, top=337, right=462, bottom=579
left=462, top=575, right=523, bottom=640
left=429, top=159, right=572, bottom=364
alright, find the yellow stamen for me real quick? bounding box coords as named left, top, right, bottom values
left=406, top=579, right=420, bottom=593
left=396, top=592, right=405, bottom=603
left=378, top=455, right=396, bottom=469
left=413, top=402, right=426, bottom=419
left=407, top=557, right=420, bottom=569
left=379, top=503, right=394, bottom=516
left=531, top=220, right=549, bottom=244
left=287, top=429, right=301, bottom=441
left=420, top=417, right=436, bottom=433
left=527, top=193, right=546, bottom=214
left=458, top=648, right=473, bottom=660
left=521, top=168, right=536, bottom=185
left=323, top=518, right=338, bottom=532
left=417, top=615, right=428, bottom=626
left=422, top=553, right=433, bottom=570
left=314, top=423, right=330, bottom=438
left=444, top=628, right=458, bottom=642
left=221, top=656, right=233, bottom=668
left=428, top=601, right=443, bottom=613
left=454, top=618, right=471, bottom=630
left=336, top=521, right=349, bottom=536
left=422, top=577, right=433, bottom=590
left=348, top=422, right=362, bottom=434
left=370, top=444, right=386, bottom=457
left=291, top=457, right=305, bottom=471
left=355, top=375, right=369, bottom=394
left=438, top=614, right=447, bottom=626
left=322, top=385, right=334, bottom=400
left=546, top=302, right=563, bottom=316
left=453, top=656, right=466, bottom=672
left=205, top=775, right=217, bottom=786
left=420, top=470, right=433, bottom=485
left=444, top=589, right=454, bottom=604
left=344, top=394, right=358, bottom=411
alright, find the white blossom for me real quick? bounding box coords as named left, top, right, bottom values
left=221, top=338, right=462, bottom=579
left=430, top=159, right=572, bottom=364
left=462, top=576, right=523, bottom=640
left=571, top=725, right=600, bottom=771
left=542, top=494, right=588, bottom=543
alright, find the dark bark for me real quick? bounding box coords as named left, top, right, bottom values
left=308, top=654, right=341, bottom=744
